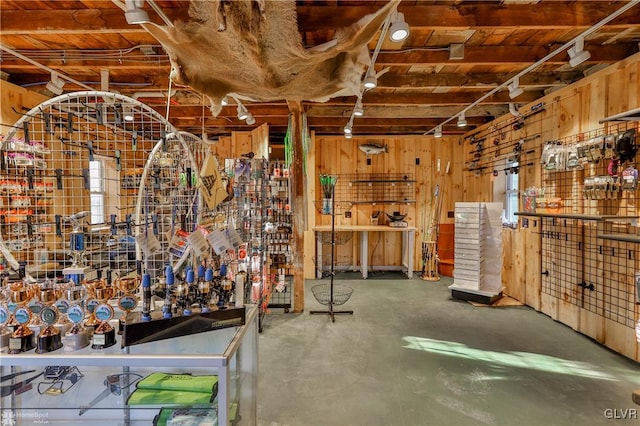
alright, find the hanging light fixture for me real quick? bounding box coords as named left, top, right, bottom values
left=245, top=113, right=256, bottom=126
left=45, top=72, right=65, bottom=95
left=125, top=0, right=151, bottom=25
left=344, top=117, right=354, bottom=135
left=345, top=133, right=353, bottom=139
left=509, top=103, right=521, bottom=117
left=457, top=112, right=467, bottom=128
left=389, top=11, right=410, bottom=42
left=221, top=96, right=229, bottom=106
left=434, top=125, right=443, bottom=138
left=508, top=77, right=524, bottom=99
left=363, top=68, right=377, bottom=90
left=123, top=106, right=135, bottom=122
left=568, top=36, right=591, bottom=68
left=236, top=103, right=249, bottom=121
left=353, top=97, right=364, bottom=117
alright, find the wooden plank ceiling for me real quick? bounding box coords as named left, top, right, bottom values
left=1, top=0, right=640, bottom=138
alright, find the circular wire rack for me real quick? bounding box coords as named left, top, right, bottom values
left=312, top=200, right=352, bottom=216
left=311, top=283, right=354, bottom=306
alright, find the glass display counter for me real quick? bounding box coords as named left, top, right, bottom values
left=0, top=304, right=258, bottom=426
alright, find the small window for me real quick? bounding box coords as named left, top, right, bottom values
left=504, top=158, right=519, bottom=224
left=89, top=159, right=105, bottom=224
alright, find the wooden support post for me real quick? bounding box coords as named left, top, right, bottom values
left=287, top=101, right=306, bottom=312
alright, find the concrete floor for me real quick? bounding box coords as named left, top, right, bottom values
left=257, top=273, right=640, bottom=426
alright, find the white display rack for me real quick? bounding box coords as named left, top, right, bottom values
left=449, top=202, right=503, bottom=302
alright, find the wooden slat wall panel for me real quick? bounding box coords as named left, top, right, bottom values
left=310, top=135, right=462, bottom=272
left=461, top=51, right=640, bottom=361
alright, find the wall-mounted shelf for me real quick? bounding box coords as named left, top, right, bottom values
left=599, top=107, right=640, bottom=123
left=516, top=212, right=640, bottom=222
left=334, top=173, right=416, bottom=205
left=515, top=212, right=604, bottom=221
left=350, top=179, right=416, bottom=184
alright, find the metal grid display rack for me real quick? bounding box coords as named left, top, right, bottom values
left=518, top=118, right=640, bottom=329
left=310, top=175, right=354, bottom=322
left=0, top=91, right=173, bottom=283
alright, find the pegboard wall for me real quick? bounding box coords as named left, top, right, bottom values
left=530, top=119, right=640, bottom=328
left=538, top=217, right=639, bottom=328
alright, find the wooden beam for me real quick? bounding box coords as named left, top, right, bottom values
left=6, top=71, right=582, bottom=96
left=354, top=91, right=544, bottom=105
left=170, top=116, right=492, bottom=129
left=152, top=93, right=539, bottom=122
left=377, top=72, right=583, bottom=89
left=297, top=4, right=640, bottom=30
left=303, top=105, right=509, bottom=119
left=3, top=4, right=640, bottom=34
left=375, top=44, right=635, bottom=66
left=0, top=43, right=634, bottom=70
left=0, top=8, right=190, bottom=34
left=307, top=126, right=473, bottom=135
left=287, top=100, right=306, bottom=313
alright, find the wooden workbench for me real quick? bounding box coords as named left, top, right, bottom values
left=313, top=225, right=417, bottom=279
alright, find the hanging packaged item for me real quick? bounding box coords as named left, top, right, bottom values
left=603, top=134, right=616, bottom=159
left=621, top=166, right=639, bottom=191
left=540, top=141, right=556, bottom=164
left=565, top=143, right=581, bottom=169
left=199, top=152, right=231, bottom=210
left=587, top=136, right=604, bottom=162
left=606, top=176, right=621, bottom=199
left=576, top=139, right=590, bottom=164
left=608, top=158, right=620, bottom=176
left=615, top=129, right=638, bottom=162
left=544, top=143, right=565, bottom=172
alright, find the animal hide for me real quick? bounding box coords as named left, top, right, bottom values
left=142, top=0, right=400, bottom=115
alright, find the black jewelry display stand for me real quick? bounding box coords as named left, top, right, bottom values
left=310, top=191, right=353, bottom=322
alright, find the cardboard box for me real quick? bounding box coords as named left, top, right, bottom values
left=535, top=197, right=563, bottom=214
left=522, top=196, right=536, bottom=213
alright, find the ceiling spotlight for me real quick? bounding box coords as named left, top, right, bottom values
left=509, top=103, right=521, bottom=117
left=237, top=103, right=249, bottom=121
left=245, top=114, right=256, bottom=126
left=389, top=11, right=410, bottom=42
left=123, top=106, right=134, bottom=122
left=344, top=117, right=354, bottom=135
left=345, top=133, right=353, bottom=139
left=221, top=96, right=228, bottom=106
left=45, top=72, right=65, bottom=95
left=353, top=98, right=364, bottom=117
left=434, top=125, right=443, bottom=138
left=363, top=69, right=377, bottom=90
left=568, top=36, right=591, bottom=68
left=125, top=0, right=150, bottom=25
left=508, top=77, right=524, bottom=99
left=457, top=112, right=467, bottom=128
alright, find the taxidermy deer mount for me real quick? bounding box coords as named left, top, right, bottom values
left=141, top=0, right=400, bottom=116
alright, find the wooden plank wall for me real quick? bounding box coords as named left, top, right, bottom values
left=307, top=134, right=462, bottom=275
left=461, top=51, right=640, bottom=361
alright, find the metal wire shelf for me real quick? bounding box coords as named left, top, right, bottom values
left=311, top=283, right=353, bottom=306
left=312, top=200, right=352, bottom=216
